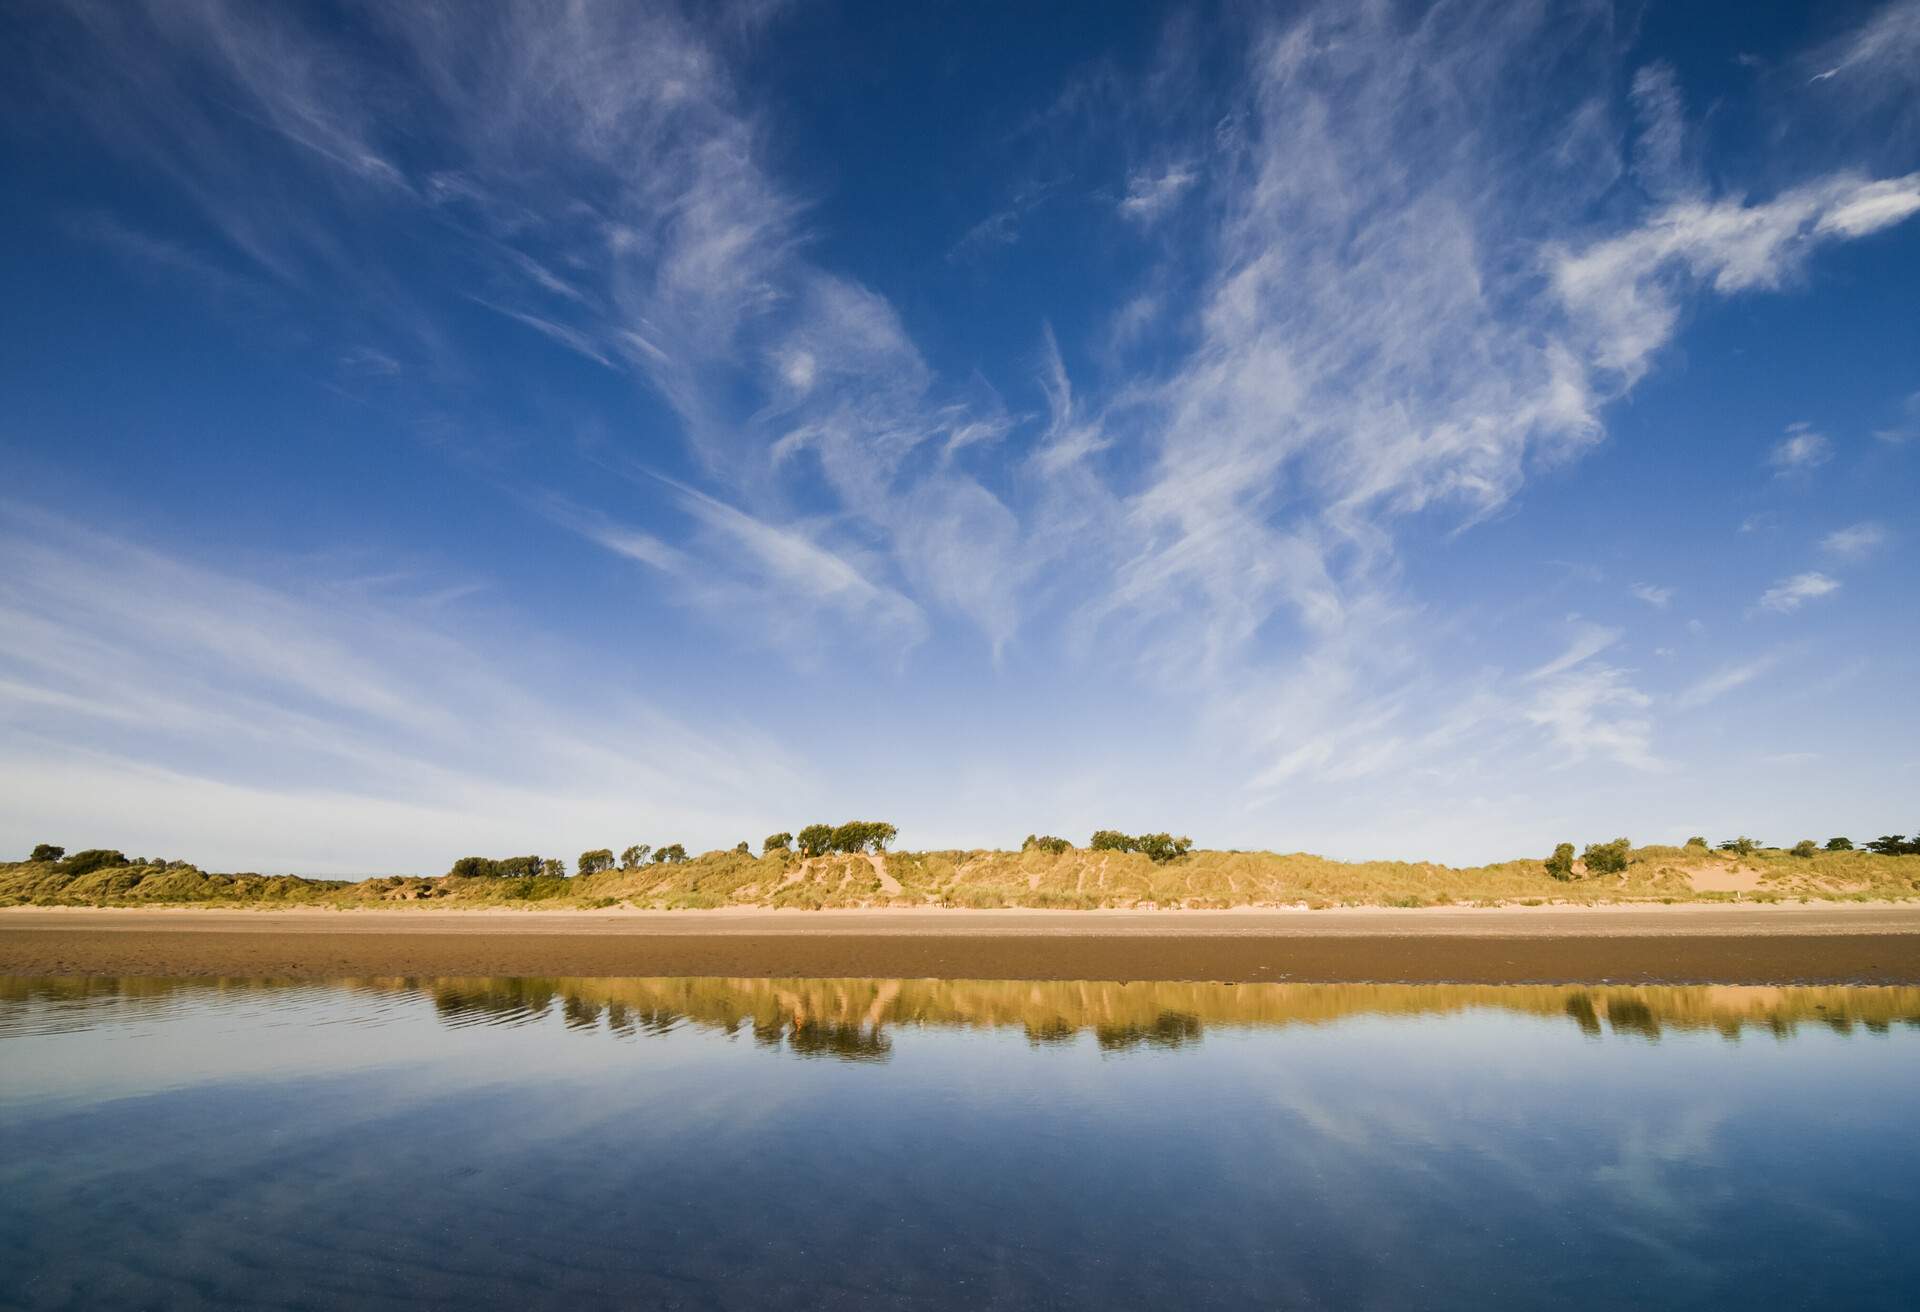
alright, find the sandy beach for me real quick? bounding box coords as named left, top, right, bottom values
left=4, top=903, right=1919, bottom=983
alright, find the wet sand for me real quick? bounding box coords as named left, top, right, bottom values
left=4, top=904, right=1920, bottom=983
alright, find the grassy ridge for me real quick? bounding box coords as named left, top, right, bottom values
left=3, top=842, right=1918, bottom=909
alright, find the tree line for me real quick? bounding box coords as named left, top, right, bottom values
left=448, top=844, right=691, bottom=880
left=1089, top=830, right=1195, bottom=863
left=1017, top=831, right=1196, bottom=863
left=23, top=846, right=189, bottom=874
left=1544, top=831, right=1920, bottom=879
left=778, top=822, right=898, bottom=857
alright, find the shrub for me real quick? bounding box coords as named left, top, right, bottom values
left=733, top=841, right=751, bottom=855
left=498, top=856, right=543, bottom=879
left=1023, top=834, right=1071, bottom=855
left=1867, top=834, right=1919, bottom=856
left=577, top=848, right=615, bottom=876
left=1544, top=842, right=1576, bottom=880
left=1719, top=836, right=1758, bottom=857
left=1684, top=836, right=1707, bottom=849
left=28, top=844, right=65, bottom=862
left=653, top=844, right=688, bottom=864
left=1581, top=838, right=1631, bottom=876
left=59, top=849, right=130, bottom=876
left=796, top=824, right=835, bottom=857
left=540, top=858, right=566, bottom=879
left=1825, top=837, right=1854, bottom=851
left=620, top=844, right=651, bottom=869
left=1090, top=830, right=1135, bottom=852
left=763, top=832, right=793, bottom=854
left=1791, top=839, right=1818, bottom=859
left=449, top=856, right=500, bottom=878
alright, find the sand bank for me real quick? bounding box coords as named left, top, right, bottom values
left=4, top=904, right=1919, bottom=983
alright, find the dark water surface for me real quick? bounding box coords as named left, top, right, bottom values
left=2, top=977, right=1917, bottom=1310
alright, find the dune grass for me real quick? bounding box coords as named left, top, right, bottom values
left=2, top=842, right=1917, bottom=910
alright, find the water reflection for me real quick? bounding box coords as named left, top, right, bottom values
left=4, top=974, right=1919, bottom=1310
left=4, top=975, right=1916, bottom=1058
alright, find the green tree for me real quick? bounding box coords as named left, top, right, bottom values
left=1791, top=839, right=1818, bottom=858
left=28, top=844, right=64, bottom=862
left=620, top=844, right=651, bottom=869
left=1544, top=842, right=1576, bottom=881
left=797, top=824, right=835, bottom=857
left=1824, top=837, right=1854, bottom=851
left=449, top=856, right=501, bottom=878
left=827, top=821, right=899, bottom=854
left=653, top=843, right=688, bottom=863
left=1134, top=833, right=1194, bottom=863
left=58, top=849, right=129, bottom=876
left=540, top=858, right=566, bottom=879
left=1023, top=834, right=1071, bottom=855
left=733, top=841, right=751, bottom=855
left=1866, top=835, right=1915, bottom=856
left=1581, top=838, right=1631, bottom=875
left=498, top=856, right=543, bottom=879
left=1718, top=836, right=1758, bottom=857
left=763, top=832, right=793, bottom=854
left=1090, top=830, right=1135, bottom=852
left=578, top=848, right=615, bottom=876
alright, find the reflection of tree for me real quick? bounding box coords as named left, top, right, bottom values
left=1606, top=998, right=1660, bottom=1041
left=430, top=979, right=558, bottom=1027
left=1565, top=992, right=1602, bottom=1037
left=784, top=1020, right=891, bottom=1062
left=1024, top=1018, right=1077, bottom=1046
left=1094, top=1011, right=1203, bottom=1052
left=7, top=977, right=1920, bottom=1060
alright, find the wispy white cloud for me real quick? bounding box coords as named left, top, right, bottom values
left=0, top=506, right=806, bottom=870
left=949, top=180, right=1061, bottom=261
left=1675, top=655, right=1780, bottom=710
left=469, top=297, right=618, bottom=370
left=1118, top=162, right=1197, bottom=222
left=1516, top=623, right=1659, bottom=769
left=1525, top=662, right=1661, bottom=771
left=1628, top=63, right=1697, bottom=202
left=1767, top=422, right=1833, bottom=474
left=673, top=485, right=929, bottom=651
left=1527, top=623, right=1623, bottom=682
left=1552, top=172, right=1920, bottom=388
left=1875, top=391, right=1920, bottom=443
left=1820, top=521, right=1890, bottom=558
left=1803, top=0, right=1920, bottom=143
left=1083, top=2, right=1920, bottom=786
left=1757, top=571, right=1841, bottom=613
left=21, top=0, right=1920, bottom=851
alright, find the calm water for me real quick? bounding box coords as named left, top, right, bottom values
left=2, top=977, right=1917, bottom=1311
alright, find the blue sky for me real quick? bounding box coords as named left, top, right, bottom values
left=2, top=0, right=1917, bottom=873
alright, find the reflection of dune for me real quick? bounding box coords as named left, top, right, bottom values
left=6, top=976, right=1919, bottom=1055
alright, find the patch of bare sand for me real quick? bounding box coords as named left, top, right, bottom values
left=5, top=905, right=1920, bottom=983
left=867, top=854, right=903, bottom=898
left=1689, top=865, right=1763, bottom=893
